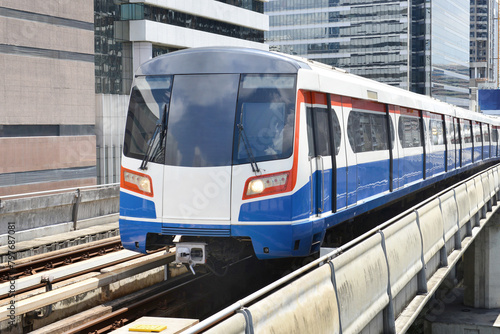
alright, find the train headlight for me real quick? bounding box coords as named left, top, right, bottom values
left=248, top=179, right=265, bottom=194
left=121, top=167, right=154, bottom=197
left=244, top=172, right=290, bottom=199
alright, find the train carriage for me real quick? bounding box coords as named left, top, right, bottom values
left=119, top=47, right=500, bottom=267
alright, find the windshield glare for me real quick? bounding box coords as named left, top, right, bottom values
left=123, top=76, right=172, bottom=162
left=234, top=74, right=295, bottom=165
left=123, top=74, right=296, bottom=167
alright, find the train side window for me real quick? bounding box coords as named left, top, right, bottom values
left=492, top=127, right=498, bottom=143
left=398, top=115, right=422, bottom=148
left=454, top=119, right=461, bottom=144
left=314, top=108, right=331, bottom=156
left=306, top=108, right=315, bottom=157
left=306, top=107, right=333, bottom=157
left=347, top=110, right=389, bottom=153
left=483, top=124, right=490, bottom=143
left=461, top=120, right=472, bottom=144
left=445, top=116, right=455, bottom=145
left=331, top=110, right=341, bottom=155
left=430, top=116, right=444, bottom=145
left=473, top=122, right=482, bottom=143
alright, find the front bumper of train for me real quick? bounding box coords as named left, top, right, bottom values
left=119, top=217, right=324, bottom=259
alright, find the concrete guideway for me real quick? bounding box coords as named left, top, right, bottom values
left=188, top=164, right=500, bottom=334
left=0, top=184, right=119, bottom=248
left=0, top=183, right=120, bottom=263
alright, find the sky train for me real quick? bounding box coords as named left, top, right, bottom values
left=119, top=47, right=500, bottom=269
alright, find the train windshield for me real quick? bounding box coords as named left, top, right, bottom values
left=123, top=76, right=172, bottom=162
left=233, top=74, right=296, bottom=165
left=123, top=73, right=296, bottom=167
left=165, top=74, right=239, bottom=167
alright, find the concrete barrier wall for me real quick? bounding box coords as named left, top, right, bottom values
left=383, top=212, right=422, bottom=317
left=455, top=183, right=471, bottom=229
left=0, top=184, right=119, bottom=244
left=440, top=191, right=459, bottom=244
left=202, top=166, right=500, bottom=334
left=332, top=233, right=389, bottom=334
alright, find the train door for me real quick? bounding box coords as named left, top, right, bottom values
left=453, top=117, right=461, bottom=168
left=483, top=123, right=491, bottom=159
left=461, top=119, right=473, bottom=166
left=445, top=116, right=454, bottom=171
left=341, top=97, right=357, bottom=206
left=330, top=95, right=347, bottom=211
left=161, top=74, right=238, bottom=224
left=306, top=92, right=334, bottom=216
left=389, top=105, right=400, bottom=190
left=421, top=111, right=431, bottom=179
left=472, top=121, right=482, bottom=162
left=493, top=126, right=500, bottom=157
left=398, top=108, right=425, bottom=185
left=428, top=113, right=446, bottom=176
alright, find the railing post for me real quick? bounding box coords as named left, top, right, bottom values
left=72, top=189, right=82, bottom=230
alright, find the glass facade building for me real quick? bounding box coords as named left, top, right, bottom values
left=266, top=0, right=410, bottom=89
left=266, top=0, right=471, bottom=108
left=412, top=0, right=470, bottom=107
left=470, top=0, right=496, bottom=85
left=95, top=0, right=128, bottom=94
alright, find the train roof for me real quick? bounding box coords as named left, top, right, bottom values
left=136, top=47, right=311, bottom=76
left=293, top=54, right=500, bottom=125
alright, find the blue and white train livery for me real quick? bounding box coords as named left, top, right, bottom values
left=119, top=47, right=500, bottom=265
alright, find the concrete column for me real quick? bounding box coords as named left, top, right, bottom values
left=132, top=41, right=153, bottom=74
left=464, top=212, right=500, bottom=308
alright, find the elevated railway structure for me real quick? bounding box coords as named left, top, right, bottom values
left=1, top=166, right=500, bottom=333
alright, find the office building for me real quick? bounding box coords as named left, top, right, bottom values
left=0, top=1, right=96, bottom=196
left=470, top=0, right=496, bottom=85
left=265, top=0, right=471, bottom=108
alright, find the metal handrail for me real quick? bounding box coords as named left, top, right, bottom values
left=0, top=183, right=119, bottom=201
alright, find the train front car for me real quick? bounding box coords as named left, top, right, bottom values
left=119, top=48, right=312, bottom=268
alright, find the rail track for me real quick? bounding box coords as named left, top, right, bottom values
left=0, top=237, right=144, bottom=300
left=0, top=238, right=179, bottom=334
left=0, top=237, right=123, bottom=281
left=33, top=254, right=285, bottom=334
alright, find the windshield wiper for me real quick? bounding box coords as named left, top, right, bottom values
left=237, top=123, right=260, bottom=173
left=140, top=105, right=167, bottom=170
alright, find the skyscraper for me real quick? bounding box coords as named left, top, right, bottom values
left=265, top=0, right=471, bottom=108
left=411, top=0, right=470, bottom=107
left=266, top=0, right=411, bottom=89
left=470, top=0, right=497, bottom=85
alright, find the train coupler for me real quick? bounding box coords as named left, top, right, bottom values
left=175, top=242, right=207, bottom=275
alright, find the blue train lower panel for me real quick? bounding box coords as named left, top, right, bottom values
left=119, top=219, right=162, bottom=253
left=231, top=218, right=325, bottom=259
left=120, top=191, right=157, bottom=219
left=356, top=159, right=390, bottom=202
left=474, top=147, right=482, bottom=162
left=427, top=151, right=445, bottom=178
left=462, top=147, right=473, bottom=165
